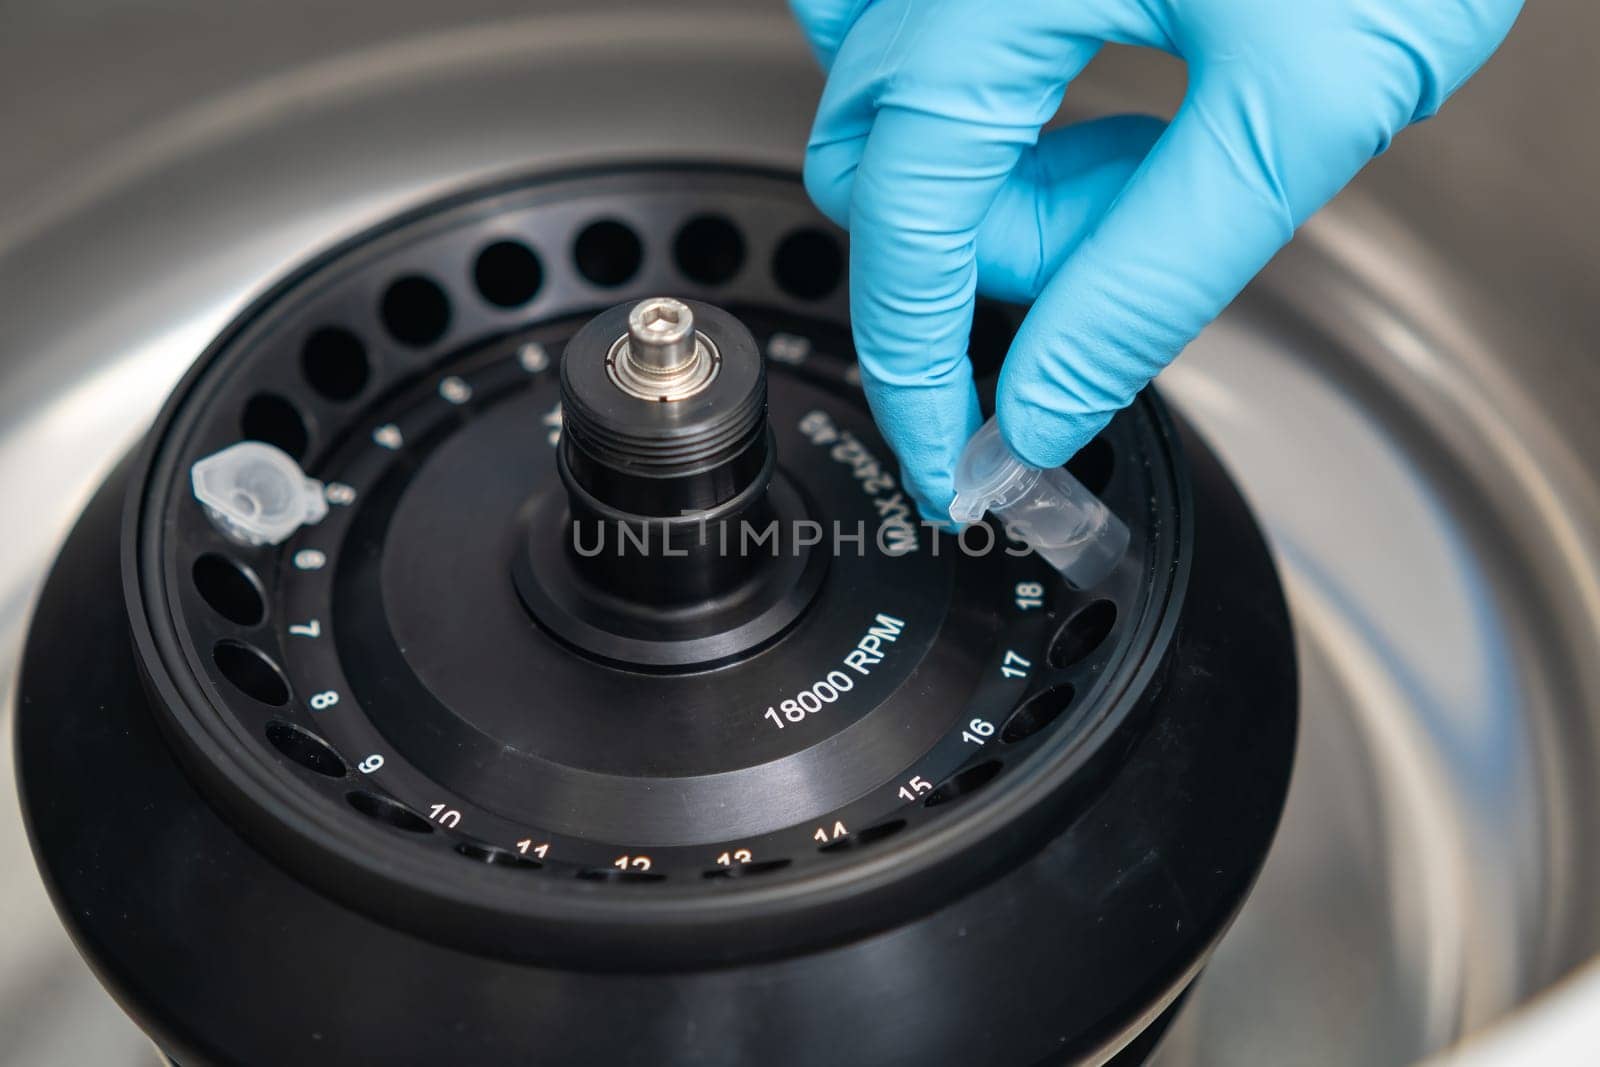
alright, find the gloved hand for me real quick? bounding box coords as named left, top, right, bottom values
left=790, top=0, right=1523, bottom=520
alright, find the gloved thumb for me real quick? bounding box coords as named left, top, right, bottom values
left=996, top=75, right=1367, bottom=468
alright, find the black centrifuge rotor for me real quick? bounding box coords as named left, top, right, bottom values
left=17, top=166, right=1296, bottom=1065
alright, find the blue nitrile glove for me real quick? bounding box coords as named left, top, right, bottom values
left=790, top=0, right=1523, bottom=520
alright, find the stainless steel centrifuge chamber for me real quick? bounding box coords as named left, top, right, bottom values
left=2, top=2, right=1596, bottom=1064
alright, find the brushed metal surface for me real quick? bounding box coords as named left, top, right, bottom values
left=2, top=3, right=1595, bottom=1064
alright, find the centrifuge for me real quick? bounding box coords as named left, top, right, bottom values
left=16, top=166, right=1294, bottom=1064
left=5, top=4, right=1598, bottom=1066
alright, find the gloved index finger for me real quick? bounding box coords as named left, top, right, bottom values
left=809, top=1, right=1101, bottom=516
left=845, top=105, right=1048, bottom=514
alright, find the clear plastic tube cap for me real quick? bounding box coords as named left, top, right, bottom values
left=949, top=417, right=1130, bottom=589
left=191, top=441, right=328, bottom=546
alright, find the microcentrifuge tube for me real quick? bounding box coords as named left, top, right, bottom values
left=949, top=417, right=1129, bottom=588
